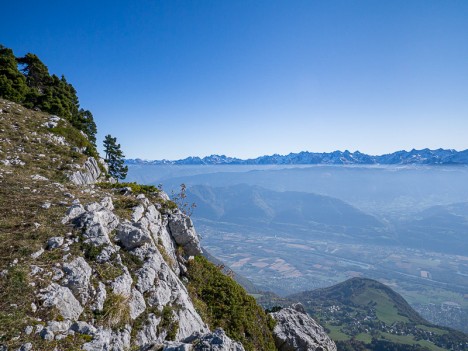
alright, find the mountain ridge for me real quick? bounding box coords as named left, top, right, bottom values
left=126, top=148, right=468, bottom=165
left=186, top=184, right=386, bottom=234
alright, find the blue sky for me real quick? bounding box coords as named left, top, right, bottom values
left=2, top=1, right=468, bottom=159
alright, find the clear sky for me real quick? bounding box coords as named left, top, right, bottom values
left=2, top=0, right=468, bottom=159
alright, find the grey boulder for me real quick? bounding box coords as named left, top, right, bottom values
left=39, top=283, right=83, bottom=320
left=270, top=304, right=337, bottom=351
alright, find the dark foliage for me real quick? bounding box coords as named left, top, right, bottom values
left=0, top=44, right=97, bottom=146
left=0, top=45, right=28, bottom=102
left=186, top=256, right=276, bottom=351
left=103, top=134, right=128, bottom=181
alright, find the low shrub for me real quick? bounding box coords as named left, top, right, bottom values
left=96, top=182, right=160, bottom=196
left=186, top=256, right=276, bottom=351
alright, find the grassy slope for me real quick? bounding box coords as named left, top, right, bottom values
left=289, top=277, right=467, bottom=351
left=0, top=99, right=107, bottom=349
left=0, top=100, right=168, bottom=348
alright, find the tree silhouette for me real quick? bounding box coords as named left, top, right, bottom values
left=103, top=134, right=128, bottom=181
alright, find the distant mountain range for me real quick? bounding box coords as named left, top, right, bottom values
left=126, top=148, right=468, bottom=165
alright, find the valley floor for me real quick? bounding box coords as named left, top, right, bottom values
left=196, top=219, right=468, bottom=333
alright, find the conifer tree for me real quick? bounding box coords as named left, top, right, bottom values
left=0, top=45, right=28, bottom=102
left=103, top=134, right=128, bottom=181
left=17, top=53, right=50, bottom=90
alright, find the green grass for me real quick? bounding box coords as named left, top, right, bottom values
left=355, top=333, right=372, bottom=343
left=399, top=285, right=468, bottom=308
left=352, top=289, right=409, bottom=325
left=380, top=332, right=447, bottom=351
left=416, top=325, right=448, bottom=335
left=96, top=182, right=160, bottom=196
left=325, top=325, right=349, bottom=341
left=158, top=305, right=179, bottom=341
left=416, top=339, right=449, bottom=351
left=0, top=99, right=110, bottom=349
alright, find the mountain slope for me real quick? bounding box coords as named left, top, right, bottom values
left=0, top=44, right=335, bottom=351
left=187, top=184, right=388, bottom=242
left=289, top=278, right=468, bottom=351
left=0, top=100, right=282, bottom=349
left=396, top=202, right=468, bottom=254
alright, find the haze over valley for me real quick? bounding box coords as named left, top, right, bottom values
left=127, top=161, right=468, bottom=333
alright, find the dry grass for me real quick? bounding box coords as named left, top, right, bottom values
left=0, top=99, right=110, bottom=349
left=100, top=292, right=131, bottom=328
left=0, top=99, right=180, bottom=348
left=157, top=243, right=176, bottom=270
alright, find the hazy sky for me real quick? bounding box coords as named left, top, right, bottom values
left=2, top=1, right=468, bottom=159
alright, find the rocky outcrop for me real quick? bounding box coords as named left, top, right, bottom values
left=68, top=157, right=102, bottom=185
left=150, top=329, right=246, bottom=351
left=9, top=188, right=338, bottom=351
left=52, top=194, right=217, bottom=350
left=168, top=210, right=202, bottom=256
left=271, top=303, right=337, bottom=351
left=38, top=283, right=83, bottom=320
left=191, top=329, right=246, bottom=351
left=62, top=257, right=92, bottom=304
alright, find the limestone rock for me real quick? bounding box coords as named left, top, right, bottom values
left=168, top=211, right=202, bottom=256
left=163, top=342, right=193, bottom=350
left=271, top=304, right=337, bottom=351
left=44, top=320, right=71, bottom=334
left=129, top=288, right=146, bottom=319
left=39, top=328, right=54, bottom=341
left=132, top=204, right=146, bottom=222
left=18, top=343, right=32, bottom=351
left=61, top=203, right=86, bottom=224
left=39, top=283, right=83, bottom=320
left=39, top=320, right=72, bottom=341
left=70, top=321, right=97, bottom=335
left=68, top=157, right=101, bottom=185
left=62, top=257, right=92, bottom=304
left=190, top=328, right=245, bottom=351
left=24, top=326, right=33, bottom=335
left=101, top=196, right=114, bottom=211
left=111, top=270, right=133, bottom=296
left=31, top=174, right=48, bottom=181
left=91, top=281, right=107, bottom=311
left=30, top=248, right=44, bottom=259
left=115, top=222, right=152, bottom=250
left=52, top=196, right=241, bottom=350
left=82, top=326, right=131, bottom=351
left=71, top=199, right=119, bottom=248
left=46, top=236, right=64, bottom=250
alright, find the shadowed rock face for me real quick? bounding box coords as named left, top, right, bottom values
left=271, top=304, right=337, bottom=351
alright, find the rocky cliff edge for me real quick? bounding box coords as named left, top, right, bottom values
left=0, top=99, right=335, bottom=351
